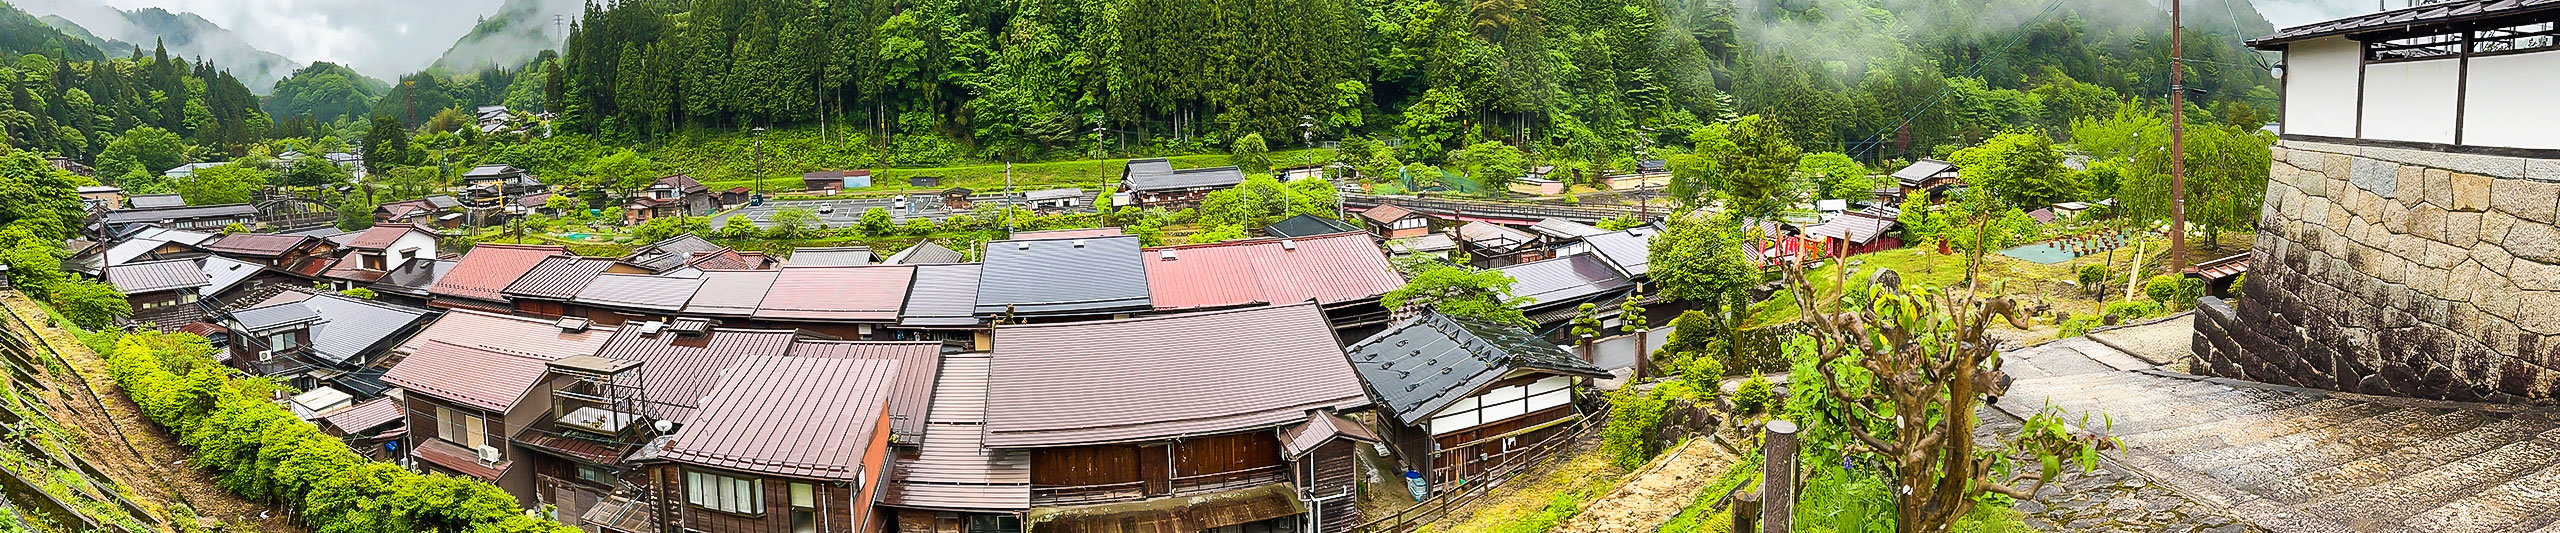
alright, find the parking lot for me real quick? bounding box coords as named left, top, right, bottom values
left=711, top=193, right=1097, bottom=228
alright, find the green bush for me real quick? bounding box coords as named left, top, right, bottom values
left=2059, top=315, right=2098, bottom=338
left=100, top=334, right=577, bottom=533
left=2075, top=264, right=2108, bottom=289
left=1731, top=373, right=1776, bottom=418
left=2102, top=300, right=2163, bottom=322
left=1599, top=387, right=1671, bottom=469
left=2143, top=274, right=2205, bottom=309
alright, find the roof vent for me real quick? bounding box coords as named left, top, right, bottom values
left=1159, top=249, right=1178, bottom=261
left=553, top=316, right=592, bottom=333
left=1016, top=242, right=1031, bottom=250
left=1072, top=239, right=1087, bottom=248
left=633, top=320, right=666, bottom=337
left=1280, top=240, right=1297, bottom=251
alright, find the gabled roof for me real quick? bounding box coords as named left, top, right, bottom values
left=788, top=246, right=875, bottom=266
left=369, top=258, right=453, bottom=297
left=200, top=256, right=263, bottom=296
left=788, top=340, right=942, bottom=444
left=1124, top=159, right=1246, bottom=192
left=384, top=340, right=557, bottom=412
left=1804, top=212, right=1899, bottom=245
left=983, top=303, right=1370, bottom=447
left=202, top=233, right=317, bottom=258
left=1142, top=233, right=1404, bottom=311
left=319, top=397, right=404, bottom=434
left=679, top=270, right=780, bottom=316
left=1457, top=222, right=1537, bottom=249
left=344, top=223, right=436, bottom=250
left=882, top=241, right=964, bottom=265
left=128, top=194, right=186, bottom=209
left=1496, top=254, right=1634, bottom=310
left=754, top=265, right=915, bottom=321
left=593, top=327, right=806, bottom=424
left=233, top=293, right=432, bottom=365
left=429, top=244, right=568, bottom=303
left=396, top=308, right=618, bottom=361
left=899, top=264, right=984, bottom=328
left=107, top=258, right=209, bottom=293
left=650, top=174, right=708, bottom=194
left=1581, top=225, right=1659, bottom=278
left=1279, top=411, right=1381, bottom=458
left=620, top=235, right=725, bottom=273
left=500, top=256, right=615, bottom=300
left=1527, top=218, right=1611, bottom=241
left=974, top=236, right=1150, bottom=317
left=882, top=353, right=1031, bottom=510
left=1891, top=159, right=1957, bottom=187
left=659, top=356, right=900, bottom=480
left=462, top=164, right=525, bottom=179
left=573, top=274, right=706, bottom=313
left=1359, top=204, right=1423, bottom=224
left=1345, top=312, right=1609, bottom=424
left=423, top=195, right=463, bottom=209
left=1263, top=214, right=1363, bottom=238
left=101, top=204, right=257, bottom=224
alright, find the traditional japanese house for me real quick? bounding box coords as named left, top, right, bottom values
left=1357, top=204, right=1432, bottom=239
left=878, top=353, right=1028, bottom=533
left=973, top=236, right=1150, bottom=323
left=1278, top=412, right=1380, bottom=533
left=1525, top=218, right=1611, bottom=257
left=678, top=270, right=781, bottom=320
left=1021, top=188, right=1085, bottom=213
left=219, top=290, right=433, bottom=399
left=616, top=235, right=730, bottom=275
left=625, top=174, right=717, bottom=224
left=317, top=397, right=407, bottom=460
left=368, top=258, right=456, bottom=307
left=500, top=255, right=617, bottom=318
left=1119, top=158, right=1245, bottom=208
left=1574, top=223, right=1658, bottom=283
left=1262, top=214, right=1362, bottom=239
left=1383, top=234, right=1459, bottom=262
left=1456, top=222, right=1544, bottom=268
left=66, top=226, right=215, bottom=277
left=984, top=303, right=1372, bottom=533
left=1494, top=254, right=1637, bottom=332
left=1343, top=311, right=1609, bottom=489
left=897, top=263, right=988, bottom=349
left=106, top=258, right=214, bottom=328
left=96, top=204, right=256, bottom=236
left=319, top=223, right=441, bottom=289
left=201, top=232, right=339, bottom=279
left=637, top=356, right=904, bottom=533
left=1888, top=159, right=1964, bottom=203
left=429, top=243, right=571, bottom=312
left=1801, top=204, right=1903, bottom=257
left=465, top=165, right=547, bottom=196
left=1142, top=233, right=1406, bottom=334
left=128, top=194, right=187, bottom=209
left=747, top=265, right=916, bottom=340
left=385, top=309, right=618, bottom=507
left=805, top=170, right=875, bottom=192
left=564, top=274, right=709, bottom=326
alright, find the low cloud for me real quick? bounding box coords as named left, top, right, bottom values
left=85, top=0, right=501, bottom=78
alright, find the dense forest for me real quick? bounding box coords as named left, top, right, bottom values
left=0, top=37, right=270, bottom=164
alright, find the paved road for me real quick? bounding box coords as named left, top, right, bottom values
left=1997, top=328, right=2560, bottom=533
left=711, top=194, right=1097, bottom=229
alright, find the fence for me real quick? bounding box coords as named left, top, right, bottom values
left=1342, top=194, right=1643, bottom=224
left=1352, top=408, right=1609, bottom=533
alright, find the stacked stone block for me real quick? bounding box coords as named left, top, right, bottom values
left=2194, top=139, right=2560, bottom=404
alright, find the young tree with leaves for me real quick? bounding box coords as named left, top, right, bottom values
left=1232, top=133, right=1271, bottom=174
left=1381, top=262, right=1530, bottom=326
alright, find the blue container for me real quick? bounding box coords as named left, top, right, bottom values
left=1405, top=470, right=1428, bottom=501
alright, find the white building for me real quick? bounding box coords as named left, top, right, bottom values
left=2257, top=2, right=2560, bottom=151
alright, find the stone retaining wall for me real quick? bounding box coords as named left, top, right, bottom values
left=2192, top=139, right=2560, bottom=404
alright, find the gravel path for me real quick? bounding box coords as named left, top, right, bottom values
left=1553, top=439, right=1737, bottom=533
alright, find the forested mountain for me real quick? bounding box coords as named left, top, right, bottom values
left=13, top=0, right=301, bottom=92
left=0, top=1, right=102, bottom=61
left=264, top=62, right=391, bottom=124
left=430, top=0, right=577, bottom=74
left=0, top=0, right=275, bottom=168
left=549, top=0, right=2277, bottom=165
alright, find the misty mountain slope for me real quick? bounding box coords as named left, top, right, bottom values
left=10, top=0, right=300, bottom=93
left=430, top=0, right=575, bottom=73
left=265, top=61, right=392, bottom=123
left=0, top=1, right=102, bottom=61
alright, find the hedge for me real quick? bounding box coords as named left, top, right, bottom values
left=100, top=334, right=576, bottom=533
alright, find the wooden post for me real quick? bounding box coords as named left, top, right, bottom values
left=1731, top=490, right=1761, bottom=533
left=1762, top=420, right=1800, bottom=533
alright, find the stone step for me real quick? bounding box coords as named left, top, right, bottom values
left=2118, top=398, right=2385, bottom=450
left=2171, top=407, right=2474, bottom=488
left=2100, top=387, right=2329, bottom=436
left=2402, top=455, right=2560, bottom=533
left=2036, top=380, right=2285, bottom=433
left=2024, top=377, right=2237, bottom=414
left=2255, top=413, right=2550, bottom=506
left=2008, top=345, right=2119, bottom=377
left=2306, top=438, right=2560, bottom=530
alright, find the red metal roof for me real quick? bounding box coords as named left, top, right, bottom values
left=751, top=265, right=915, bottom=322
left=593, top=327, right=804, bottom=424
left=1143, top=232, right=1404, bottom=311
left=789, top=340, right=942, bottom=444
left=383, top=339, right=558, bottom=412
left=983, top=303, right=1371, bottom=447
left=659, top=356, right=900, bottom=480
left=430, top=243, right=569, bottom=302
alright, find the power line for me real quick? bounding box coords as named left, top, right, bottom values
left=1844, top=0, right=2073, bottom=162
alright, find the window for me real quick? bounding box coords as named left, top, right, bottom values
left=436, top=406, right=487, bottom=452
left=686, top=471, right=761, bottom=514
left=576, top=464, right=613, bottom=485
left=789, top=482, right=816, bottom=533
left=266, top=331, right=299, bottom=353
left=2475, top=21, right=2560, bottom=55
left=362, top=253, right=385, bottom=270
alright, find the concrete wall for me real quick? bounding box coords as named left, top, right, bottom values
left=2360, top=59, right=2461, bottom=144
left=2283, top=37, right=2362, bottom=138
left=2460, top=51, right=2560, bottom=150
left=2194, top=139, right=2560, bottom=403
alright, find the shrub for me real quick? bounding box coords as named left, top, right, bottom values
left=1731, top=372, right=1776, bottom=418
left=1599, top=387, right=1671, bottom=469
left=2142, top=274, right=2180, bottom=305
left=2075, top=264, right=2108, bottom=290
left=2058, top=315, right=2098, bottom=338
left=2102, top=300, right=2162, bottom=322
left=46, top=280, right=131, bottom=330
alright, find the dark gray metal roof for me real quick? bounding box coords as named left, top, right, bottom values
left=680, top=270, right=780, bottom=316
left=1344, top=311, right=1609, bottom=424
left=1497, top=254, right=1635, bottom=311
left=369, top=258, right=453, bottom=297
left=129, top=194, right=186, bottom=209
left=1582, top=225, right=1659, bottom=278
left=901, top=264, right=985, bottom=327
left=573, top=274, right=706, bottom=312
left=984, top=303, right=1370, bottom=447
left=621, top=234, right=725, bottom=273
left=1263, top=214, right=1362, bottom=238
left=229, top=301, right=321, bottom=330
left=2251, top=0, right=2560, bottom=47
left=1124, top=160, right=1246, bottom=192
left=882, top=241, right=965, bottom=265
left=287, top=294, right=433, bottom=365
left=501, top=256, right=614, bottom=300
left=973, top=236, right=1151, bottom=317
left=107, top=258, right=210, bottom=293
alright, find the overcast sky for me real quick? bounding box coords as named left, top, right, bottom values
left=2254, top=0, right=2390, bottom=29
left=92, top=0, right=503, bottom=79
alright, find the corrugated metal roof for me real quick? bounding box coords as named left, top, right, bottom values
left=1126, top=165, right=1246, bottom=192
left=1497, top=254, right=1634, bottom=310
left=344, top=223, right=435, bottom=250
left=107, top=258, right=210, bottom=293
left=430, top=244, right=568, bottom=303
left=790, top=340, right=942, bottom=444
left=2251, top=0, right=2560, bottom=47
left=319, top=397, right=404, bottom=434
left=382, top=339, right=558, bottom=412
left=884, top=354, right=1032, bottom=511
left=1143, top=233, right=1404, bottom=311
left=502, top=256, right=615, bottom=300
left=681, top=270, right=781, bottom=316
left=753, top=265, right=914, bottom=321
left=659, top=356, right=899, bottom=480
left=984, top=303, right=1371, bottom=447
left=898, top=264, right=984, bottom=327
left=396, top=308, right=617, bottom=361
left=1582, top=226, right=1658, bottom=278
left=882, top=241, right=965, bottom=265
left=1278, top=411, right=1380, bottom=458
left=593, top=327, right=804, bottom=424
left=1345, top=312, right=1609, bottom=423
left=1528, top=218, right=1610, bottom=240
left=1359, top=203, right=1420, bottom=224
left=1457, top=222, right=1536, bottom=249
left=203, top=233, right=315, bottom=258
left=787, top=246, right=875, bottom=266
left=573, top=274, right=706, bottom=312
left=292, top=294, right=433, bottom=365
left=1010, top=227, right=1125, bottom=240
left=974, top=236, right=1151, bottom=317
left=620, top=235, right=724, bottom=273
left=1263, top=214, right=1363, bottom=238
left=1804, top=213, right=1898, bottom=245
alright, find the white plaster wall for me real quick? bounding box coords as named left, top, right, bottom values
left=2460, top=51, right=2560, bottom=150
left=2361, top=59, right=2462, bottom=144
left=2286, top=37, right=2363, bottom=138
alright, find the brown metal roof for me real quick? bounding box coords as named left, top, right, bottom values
left=202, top=233, right=315, bottom=258
left=1359, top=203, right=1419, bottom=224
left=344, top=223, right=436, bottom=250
left=593, top=327, right=804, bottom=424
left=884, top=353, right=1032, bottom=511
left=680, top=270, right=780, bottom=316
left=752, top=265, right=914, bottom=322
left=431, top=243, right=570, bottom=303
left=2250, top=0, right=2560, bottom=48
left=983, top=303, right=1371, bottom=447
left=658, top=356, right=900, bottom=480
left=106, top=258, right=210, bottom=293
left=1279, top=411, right=1380, bottom=458
left=788, top=340, right=942, bottom=444
left=573, top=274, right=706, bottom=312
left=319, top=397, right=406, bottom=434
left=501, top=256, right=615, bottom=300
left=396, top=308, right=618, bottom=361
left=382, top=339, right=559, bottom=412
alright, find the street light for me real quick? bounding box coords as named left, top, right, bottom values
left=752, top=127, right=767, bottom=195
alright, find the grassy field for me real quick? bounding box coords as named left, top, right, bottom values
left=1429, top=446, right=1627, bottom=533
left=1743, top=230, right=2258, bottom=344
left=698, top=148, right=1335, bottom=197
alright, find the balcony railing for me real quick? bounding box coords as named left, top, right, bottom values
left=1029, top=464, right=1291, bottom=506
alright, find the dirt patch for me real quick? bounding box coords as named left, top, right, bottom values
left=1553, top=439, right=1737, bottom=533
left=1, top=294, right=301, bottom=532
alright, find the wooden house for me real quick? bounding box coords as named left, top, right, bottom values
left=1357, top=204, right=1432, bottom=239
left=1456, top=222, right=1544, bottom=268
left=1888, top=159, right=1964, bottom=204
left=1343, top=312, right=1609, bottom=489
left=638, top=356, right=904, bottom=533
left=382, top=310, right=619, bottom=507
left=1119, top=158, right=1244, bottom=208
left=428, top=243, right=572, bottom=313
left=624, top=174, right=717, bottom=224
left=201, top=232, right=341, bottom=279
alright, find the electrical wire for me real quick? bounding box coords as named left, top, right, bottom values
left=1844, top=0, right=2075, bottom=162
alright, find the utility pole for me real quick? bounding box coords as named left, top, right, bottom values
left=752, top=127, right=766, bottom=195
left=1004, top=162, right=1016, bottom=236
left=2170, top=0, right=2191, bottom=274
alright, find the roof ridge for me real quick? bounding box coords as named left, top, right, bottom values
left=994, top=300, right=1320, bottom=330
left=472, top=243, right=572, bottom=252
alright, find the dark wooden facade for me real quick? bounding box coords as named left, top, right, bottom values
left=1377, top=374, right=1585, bottom=489
left=645, top=464, right=877, bottom=533
left=1294, top=439, right=1362, bottom=533
left=1026, top=430, right=1289, bottom=506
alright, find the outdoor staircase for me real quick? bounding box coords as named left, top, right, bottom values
left=1996, top=338, right=2560, bottom=533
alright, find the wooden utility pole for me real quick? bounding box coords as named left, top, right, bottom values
left=2170, top=0, right=2192, bottom=274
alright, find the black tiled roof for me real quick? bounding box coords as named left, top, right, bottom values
left=1344, top=312, right=1610, bottom=424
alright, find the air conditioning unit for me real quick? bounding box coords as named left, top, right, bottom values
left=256, top=349, right=274, bottom=361
left=476, top=445, right=503, bottom=465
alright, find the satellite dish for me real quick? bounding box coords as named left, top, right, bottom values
left=653, top=420, right=674, bottom=433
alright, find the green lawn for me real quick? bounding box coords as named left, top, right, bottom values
left=696, top=148, right=1335, bottom=197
